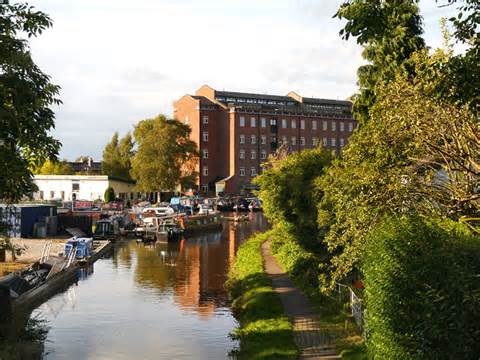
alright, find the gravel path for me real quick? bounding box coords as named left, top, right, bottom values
left=261, top=240, right=340, bottom=359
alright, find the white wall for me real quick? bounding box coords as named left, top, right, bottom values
left=33, top=175, right=140, bottom=201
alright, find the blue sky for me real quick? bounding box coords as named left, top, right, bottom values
left=27, top=0, right=459, bottom=160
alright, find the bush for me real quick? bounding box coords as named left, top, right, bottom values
left=104, top=187, right=115, bottom=202
left=363, top=215, right=480, bottom=359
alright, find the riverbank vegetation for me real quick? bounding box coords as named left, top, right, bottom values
left=227, top=232, right=298, bottom=360
left=251, top=1, right=479, bottom=358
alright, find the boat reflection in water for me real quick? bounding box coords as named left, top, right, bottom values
left=22, top=212, right=268, bottom=360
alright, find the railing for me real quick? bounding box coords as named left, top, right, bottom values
left=336, top=283, right=364, bottom=330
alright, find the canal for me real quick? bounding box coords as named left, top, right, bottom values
left=3, top=213, right=268, bottom=360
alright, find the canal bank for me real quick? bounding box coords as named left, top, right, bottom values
left=0, top=212, right=268, bottom=360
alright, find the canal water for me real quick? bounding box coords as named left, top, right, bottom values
left=21, top=213, right=268, bottom=359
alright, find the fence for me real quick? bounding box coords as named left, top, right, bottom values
left=336, top=283, right=364, bottom=331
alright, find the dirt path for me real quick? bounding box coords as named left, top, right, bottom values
left=261, top=240, right=340, bottom=359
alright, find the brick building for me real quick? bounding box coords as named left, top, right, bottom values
left=174, top=85, right=356, bottom=195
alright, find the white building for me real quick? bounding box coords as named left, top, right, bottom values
left=33, top=175, right=140, bottom=202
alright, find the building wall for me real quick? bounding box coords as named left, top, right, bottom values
left=33, top=175, right=139, bottom=202
left=174, top=87, right=357, bottom=195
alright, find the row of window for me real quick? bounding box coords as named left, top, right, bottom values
left=238, top=116, right=354, bottom=132
left=239, top=167, right=257, bottom=177
left=239, top=149, right=267, bottom=160
left=202, top=165, right=258, bottom=177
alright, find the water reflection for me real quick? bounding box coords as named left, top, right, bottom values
left=3, top=212, right=268, bottom=360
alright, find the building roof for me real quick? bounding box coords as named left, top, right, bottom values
left=34, top=175, right=136, bottom=184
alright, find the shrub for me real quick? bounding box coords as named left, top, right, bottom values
left=363, top=215, right=480, bottom=359
left=104, top=187, right=115, bottom=202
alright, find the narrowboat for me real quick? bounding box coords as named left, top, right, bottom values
left=178, top=213, right=223, bottom=237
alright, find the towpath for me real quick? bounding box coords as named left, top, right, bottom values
left=261, top=240, right=340, bottom=359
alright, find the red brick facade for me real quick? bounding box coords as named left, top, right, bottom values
left=173, top=85, right=356, bottom=195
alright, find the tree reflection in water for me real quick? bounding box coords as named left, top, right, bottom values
left=0, top=315, right=49, bottom=360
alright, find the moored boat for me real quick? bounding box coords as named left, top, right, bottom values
left=178, top=212, right=223, bottom=237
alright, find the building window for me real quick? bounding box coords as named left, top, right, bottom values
left=50, top=191, right=54, bottom=199
left=203, top=166, right=208, bottom=176
left=240, top=135, right=245, bottom=144
left=184, top=116, right=189, bottom=125
left=201, top=185, right=208, bottom=192
left=202, top=115, right=209, bottom=125
left=300, top=137, right=305, bottom=146
left=323, top=137, right=328, bottom=147
left=291, top=136, right=296, bottom=145
left=312, top=137, right=318, bottom=146
left=203, top=149, right=209, bottom=159
left=261, top=117, right=266, bottom=128
left=261, top=135, right=266, bottom=144
left=72, top=183, right=80, bottom=191
left=282, top=119, right=287, bottom=128
left=261, top=150, right=267, bottom=159
left=349, top=122, right=353, bottom=132
left=39, top=191, right=44, bottom=200
left=251, top=117, right=256, bottom=127
left=323, top=121, right=328, bottom=131
left=300, top=119, right=305, bottom=129
left=312, top=120, right=317, bottom=130
left=332, top=122, right=336, bottom=131
left=239, top=167, right=245, bottom=176
left=251, top=135, right=256, bottom=144
left=270, top=119, right=277, bottom=127
left=340, top=138, right=345, bottom=147
left=340, top=122, right=344, bottom=132
left=331, top=138, right=336, bottom=147
left=240, top=116, right=245, bottom=127
left=240, top=149, right=245, bottom=159
left=60, top=191, right=65, bottom=200
left=251, top=167, right=257, bottom=176
left=203, top=131, right=209, bottom=142
left=292, top=119, right=296, bottom=129
left=282, top=135, right=287, bottom=145
left=251, top=150, right=256, bottom=159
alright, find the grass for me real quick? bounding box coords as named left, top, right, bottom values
left=269, top=225, right=366, bottom=359
left=227, top=231, right=298, bottom=359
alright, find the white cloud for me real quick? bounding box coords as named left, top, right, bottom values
left=27, top=0, right=460, bottom=159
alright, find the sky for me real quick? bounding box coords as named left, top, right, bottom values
left=26, top=0, right=459, bottom=160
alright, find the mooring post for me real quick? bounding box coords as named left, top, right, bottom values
left=0, top=284, right=12, bottom=322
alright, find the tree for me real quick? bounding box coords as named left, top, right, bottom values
left=34, top=159, right=74, bottom=175
left=435, top=0, right=480, bottom=114
left=104, top=187, right=115, bottom=202
left=316, top=47, right=479, bottom=291
left=102, top=132, right=134, bottom=180
left=0, top=2, right=61, bottom=203
left=253, top=146, right=331, bottom=247
left=335, top=0, right=425, bottom=125
left=130, top=115, right=198, bottom=192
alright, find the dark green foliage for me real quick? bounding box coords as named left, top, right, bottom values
left=227, top=232, right=298, bottom=359
left=104, top=187, right=115, bottom=202
left=363, top=215, right=480, bottom=359
left=254, top=147, right=331, bottom=247
left=0, top=3, right=61, bottom=202
left=335, top=0, right=425, bottom=125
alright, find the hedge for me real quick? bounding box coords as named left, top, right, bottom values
left=363, top=215, right=480, bottom=359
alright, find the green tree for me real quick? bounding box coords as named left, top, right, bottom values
left=316, top=47, right=479, bottom=291
left=104, top=186, right=115, bottom=202
left=0, top=2, right=61, bottom=203
left=254, top=146, right=331, bottom=247
left=131, top=115, right=198, bottom=192
left=102, top=132, right=133, bottom=180
left=35, top=159, right=74, bottom=175
left=335, top=0, right=425, bottom=125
